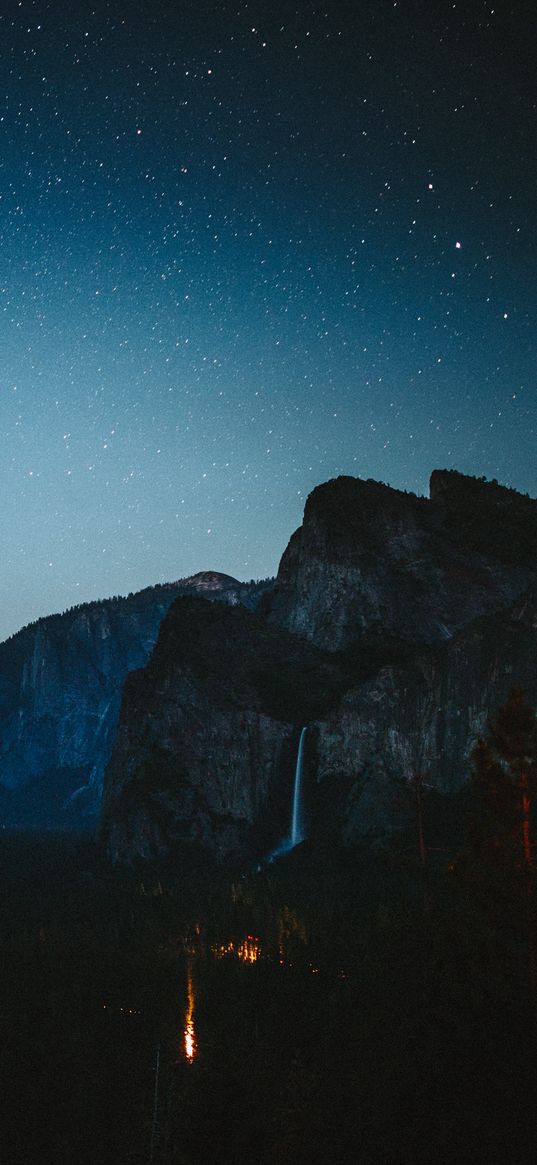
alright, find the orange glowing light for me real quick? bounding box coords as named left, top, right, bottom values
left=237, top=936, right=260, bottom=963
left=183, top=962, right=196, bottom=1061
left=212, top=935, right=261, bottom=963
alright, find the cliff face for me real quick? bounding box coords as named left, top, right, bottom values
left=99, top=471, right=537, bottom=863
left=263, top=471, right=537, bottom=650
left=100, top=597, right=347, bottom=862
left=0, top=574, right=270, bottom=829
left=312, top=590, right=537, bottom=842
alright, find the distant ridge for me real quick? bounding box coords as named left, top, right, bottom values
left=0, top=571, right=272, bottom=831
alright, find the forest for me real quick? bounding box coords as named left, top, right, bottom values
left=2, top=689, right=537, bottom=1164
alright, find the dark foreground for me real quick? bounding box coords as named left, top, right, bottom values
left=1, top=824, right=537, bottom=1165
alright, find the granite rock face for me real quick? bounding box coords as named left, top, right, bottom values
left=98, top=596, right=344, bottom=862
left=100, top=471, right=537, bottom=862
left=0, top=573, right=270, bottom=829
left=263, top=471, right=537, bottom=650
left=100, top=597, right=347, bottom=862
left=312, top=590, right=537, bottom=843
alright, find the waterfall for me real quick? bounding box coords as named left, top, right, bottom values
left=290, top=726, right=307, bottom=848
left=265, top=726, right=308, bottom=864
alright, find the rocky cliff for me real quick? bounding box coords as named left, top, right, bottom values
left=100, top=471, right=537, bottom=863
left=0, top=573, right=271, bottom=829
left=311, top=589, right=537, bottom=844
left=263, top=470, right=537, bottom=649
left=100, top=597, right=347, bottom=862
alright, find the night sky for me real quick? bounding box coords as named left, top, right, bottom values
left=1, top=0, right=536, bottom=641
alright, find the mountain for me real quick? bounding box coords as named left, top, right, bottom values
left=0, top=573, right=272, bottom=830
left=101, top=470, right=537, bottom=862
left=100, top=597, right=347, bottom=862
left=313, top=588, right=537, bottom=844
left=263, top=470, right=537, bottom=649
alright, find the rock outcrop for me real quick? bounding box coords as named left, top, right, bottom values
left=0, top=574, right=271, bottom=829
left=100, top=597, right=347, bottom=862
left=312, top=589, right=537, bottom=843
left=100, top=471, right=537, bottom=862
left=263, top=470, right=537, bottom=650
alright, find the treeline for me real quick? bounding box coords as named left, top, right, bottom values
left=2, top=576, right=275, bottom=646
left=3, top=690, right=537, bottom=1162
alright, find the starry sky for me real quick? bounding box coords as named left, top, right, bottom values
left=1, top=0, right=536, bottom=641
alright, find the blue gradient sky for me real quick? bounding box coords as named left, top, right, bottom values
left=1, top=0, right=536, bottom=639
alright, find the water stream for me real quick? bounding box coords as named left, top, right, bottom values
left=290, top=726, right=307, bottom=848
left=267, top=725, right=308, bottom=861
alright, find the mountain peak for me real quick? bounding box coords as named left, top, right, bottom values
left=264, top=469, right=537, bottom=650
left=178, top=571, right=242, bottom=591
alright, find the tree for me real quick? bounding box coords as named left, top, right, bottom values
left=469, top=687, right=537, bottom=998
left=485, top=687, right=537, bottom=871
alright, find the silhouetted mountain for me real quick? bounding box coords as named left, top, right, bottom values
left=262, top=469, right=537, bottom=648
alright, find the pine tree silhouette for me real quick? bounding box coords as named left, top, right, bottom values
left=486, top=687, right=537, bottom=870
left=469, top=687, right=537, bottom=999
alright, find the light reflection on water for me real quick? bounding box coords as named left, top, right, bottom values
left=183, top=959, right=196, bottom=1061
left=181, top=936, right=263, bottom=1060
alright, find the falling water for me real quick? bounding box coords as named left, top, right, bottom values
left=290, top=726, right=307, bottom=848
left=265, top=726, right=308, bottom=863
